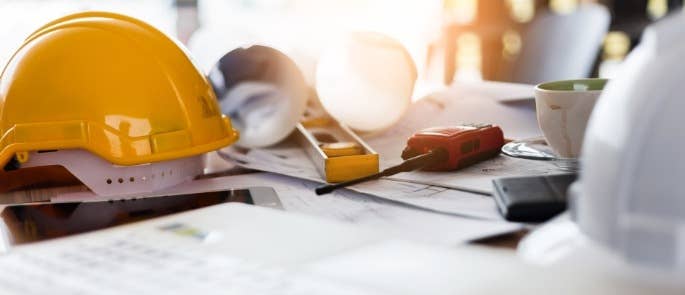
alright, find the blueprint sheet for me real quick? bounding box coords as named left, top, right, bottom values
left=219, top=82, right=568, bottom=218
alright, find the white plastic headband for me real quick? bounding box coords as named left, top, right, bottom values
left=20, top=150, right=204, bottom=197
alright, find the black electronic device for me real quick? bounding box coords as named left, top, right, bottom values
left=492, top=174, right=577, bottom=222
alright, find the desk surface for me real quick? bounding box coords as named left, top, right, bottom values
left=0, top=82, right=541, bottom=252
left=473, top=229, right=528, bottom=249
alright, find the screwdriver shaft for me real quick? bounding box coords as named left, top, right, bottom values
left=314, top=174, right=381, bottom=195
left=315, top=149, right=447, bottom=195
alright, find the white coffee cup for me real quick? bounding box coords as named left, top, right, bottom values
left=534, top=78, right=607, bottom=158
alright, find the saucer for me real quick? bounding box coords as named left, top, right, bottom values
left=501, top=138, right=579, bottom=171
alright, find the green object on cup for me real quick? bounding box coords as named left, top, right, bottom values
left=537, top=79, right=608, bottom=92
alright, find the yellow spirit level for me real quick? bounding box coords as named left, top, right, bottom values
left=296, top=117, right=379, bottom=183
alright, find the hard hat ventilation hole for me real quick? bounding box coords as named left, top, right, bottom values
left=106, top=177, right=145, bottom=185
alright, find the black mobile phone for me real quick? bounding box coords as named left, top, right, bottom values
left=0, top=187, right=281, bottom=245
left=492, top=174, right=577, bottom=222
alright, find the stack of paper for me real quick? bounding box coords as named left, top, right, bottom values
left=219, top=82, right=569, bottom=220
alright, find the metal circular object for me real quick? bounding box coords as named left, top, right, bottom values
left=501, top=137, right=557, bottom=160
left=501, top=137, right=579, bottom=171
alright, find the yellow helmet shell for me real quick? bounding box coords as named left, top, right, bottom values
left=0, top=12, right=238, bottom=167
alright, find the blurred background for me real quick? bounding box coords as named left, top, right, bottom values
left=0, top=0, right=683, bottom=89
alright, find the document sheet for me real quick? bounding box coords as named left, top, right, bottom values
left=219, top=82, right=567, bottom=217
left=221, top=148, right=502, bottom=219
left=164, top=173, right=521, bottom=245
left=0, top=209, right=384, bottom=295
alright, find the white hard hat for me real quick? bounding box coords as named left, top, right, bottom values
left=520, top=12, right=685, bottom=282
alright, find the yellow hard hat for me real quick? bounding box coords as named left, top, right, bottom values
left=0, top=11, right=238, bottom=167
left=0, top=12, right=238, bottom=196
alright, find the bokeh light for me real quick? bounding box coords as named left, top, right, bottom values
left=506, top=0, right=536, bottom=23
left=550, top=0, right=578, bottom=14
